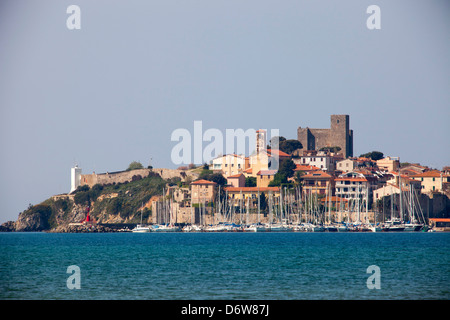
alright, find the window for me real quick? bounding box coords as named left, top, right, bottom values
left=432, top=178, right=435, bottom=181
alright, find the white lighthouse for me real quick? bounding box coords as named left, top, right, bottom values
left=70, top=165, right=82, bottom=193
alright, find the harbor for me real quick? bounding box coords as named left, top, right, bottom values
left=131, top=184, right=434, bottom=233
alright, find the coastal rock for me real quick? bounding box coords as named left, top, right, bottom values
left=15, top=205, right=52, bottom=231
left=49, top=224, right=115, bottom=233
left=0, top=221, right=16, bottom=232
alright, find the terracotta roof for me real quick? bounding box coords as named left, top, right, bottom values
left=224, top=187, right=280, bottom=192
left=335, top=177, right=368, bottom=182
left=227, top=173, right=245, bottom=178
left=411, top=170, right=443, bottom=178
left=321, top=196, right=349, bottom=202
left=191, top=179, right=217, bottom=185
left=303, top=171, right=333, bottom=179
left=429, top=218, right=450, bottom=222
left=295, top=165, right=320, bottom=171
left=267, top=149, right=290, bottom=157
left=257, top=170, right=278, bottom=176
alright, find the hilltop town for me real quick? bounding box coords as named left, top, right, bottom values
left=2, top=114, right=449, bottom=232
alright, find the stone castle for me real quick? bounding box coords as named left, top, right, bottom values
left=297, top=114, right=353, bottom=158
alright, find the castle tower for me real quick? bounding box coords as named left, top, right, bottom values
left=255, top=129, right=267, bottom=155
left=70, top=165, right=82, bottom=193
left=297, top=114, right=353, bottom=158
left=330, top=115, right=352, bottom=158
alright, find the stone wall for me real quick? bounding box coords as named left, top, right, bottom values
left=80, top=168, right=199, bottom=188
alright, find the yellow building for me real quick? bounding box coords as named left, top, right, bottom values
left=190, top=179, right=217, bottom=204
left=224, top=187, right=280, bottom=201
left=376, top=156, right=400, bottom=172
left=256, top=170, right=277, bottom=187
left=411, top=170, right=449, bottom=193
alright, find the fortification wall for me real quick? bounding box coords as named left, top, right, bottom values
left=80, top=168, right=199, bottom=188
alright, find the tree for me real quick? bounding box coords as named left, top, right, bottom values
left=319, top=146, right=341, bottom=153
left=245, top=176, right=257, bottom=187
left=278, top=158, right=296, bottom=178
left=269, top=136, right=302, bottom=155
left=279, top=139, right=303, bottom=155
left=127, top=161, right=144, bottom=171
left=360, top=151, right=384, bottom=161
left=268, top=172, right=287, bottom=187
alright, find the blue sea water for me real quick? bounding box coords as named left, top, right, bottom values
left=0, top=232, right=448, bottom=300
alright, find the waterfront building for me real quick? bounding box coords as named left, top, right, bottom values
left=302, top=170, right=334, bottom=196
left=190, top=179, right=217, bottom=204
left=411, top=170, right=450, bottom=194
left=227, top=173, right=246, bottom=188
left=256, top=170, right=277, bottom=188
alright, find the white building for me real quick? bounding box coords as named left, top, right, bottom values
left=210, top=154, right=248, bottom=177
left=335, top=171, right=372, bottom=201
left=70, top=165, right=82, bottom=193
left=297, top=151, right=334, bottom=172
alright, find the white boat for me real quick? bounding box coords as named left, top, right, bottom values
left=268, top=223, right=289, bottom=232
left=312, top=225, right=325, bottom=232
left=403, top=222, right=423, bottom=232
left=368, top=225, right=382, bottom=232
left=132, top=204, right=150, bottom=232
left=132, top=224, right=150, bottom=233
left=151, top=224, right=180, bottom=232
left=182, top=224, right=203, bottom=232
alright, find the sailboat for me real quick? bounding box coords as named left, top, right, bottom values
left=132, top=204, right=150, bottom=233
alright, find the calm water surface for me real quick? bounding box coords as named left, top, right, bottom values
left=0, top=232, right=448, bottom=299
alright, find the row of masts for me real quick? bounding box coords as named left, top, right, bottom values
left=153, top=183, right=426, bottom=229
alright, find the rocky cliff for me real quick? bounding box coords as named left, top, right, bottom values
left=4, top=170, right=192, bottom=232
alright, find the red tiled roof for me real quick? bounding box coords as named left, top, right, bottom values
left=227, top=173, right=245, bottom=178
left=224, top=187, right=280, bottom=192
left=411, top=170, right=443, bottom=178
left=295, top=165, right=320, bottom=171
left=267, top=149, right=290, bottom=157
left=303, top=171, right=333, bottom=179
left=335, top=177, right=368, bottom=182
left=257, top=170, right=278, bottom=176
left=191, top=179, right=217, bottom=185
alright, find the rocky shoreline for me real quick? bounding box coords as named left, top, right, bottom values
left=0, top=221, right=130, bottom=233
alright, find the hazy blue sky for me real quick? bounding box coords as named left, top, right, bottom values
left=1, top=0, right=449, bottom=223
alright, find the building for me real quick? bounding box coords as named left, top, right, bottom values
left=302, top=171, right=334, bottom=196
left=297, top=114, right=353, bottom=158
left=190, top=179, right=217, bottom=204
left=256, top=170, right=277, bottom=188
left=223, top=186, right=280, bottom=201
left=411, top=170, right=449, bottom=194
left=336, top=159, right=356, bottom=173
left=210, top=154, right=248, bottom=177
left=335, top=171, right=374, bottom=202
left=227, top=173, right=246, bottom=188
left=376, top=157, right=400, bottom=173
left=297, top=150, right=334, bottom=172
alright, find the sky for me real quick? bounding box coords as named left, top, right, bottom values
left=0, top=0, right=449, bottom=223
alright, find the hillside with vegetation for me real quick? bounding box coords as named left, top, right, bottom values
left=11, top=169, right=191, bottom=232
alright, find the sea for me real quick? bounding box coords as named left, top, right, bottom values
left=0, top=232, right=449, bottom=300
